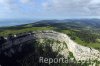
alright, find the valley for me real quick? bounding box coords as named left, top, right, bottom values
left=0, top=19, right=100, bottom=50
left=0, top=19, right=100, bottom=66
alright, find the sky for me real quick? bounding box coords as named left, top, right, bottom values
left=0, top=0, right=100, bottom=19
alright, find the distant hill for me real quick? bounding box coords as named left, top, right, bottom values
left=31, top=19, right=100, bottom=28
left=1, top=18, right=100, bottom=36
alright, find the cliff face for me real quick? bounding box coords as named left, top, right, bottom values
left=33, top=30, right=100, bottom=61
left=0, top=30, right=100, bottom=65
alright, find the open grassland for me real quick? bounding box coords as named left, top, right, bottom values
left=0, top=26, right=54, bottom=36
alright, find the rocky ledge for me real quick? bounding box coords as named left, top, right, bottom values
left=0, top=30, right=100, bottom=64
left=32, top=30, right=100, bottom=62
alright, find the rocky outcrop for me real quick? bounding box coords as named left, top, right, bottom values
left=0, top=30, right=100, bottom=63
left=33, top=30, right=100, bottom=61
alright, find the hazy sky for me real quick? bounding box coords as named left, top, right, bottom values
left=0, top=0, right=100, bottom=19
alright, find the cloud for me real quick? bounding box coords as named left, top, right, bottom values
left=20, top=0, right=32, bottom=4
left=0, top=0, right=36, bottom=19
left=42, top=0, right=100, bottom=17
left=0, top=0, right=16, bottom=12
left=1, top=0, right=100, bottom=19
left=87, top=0, right=100, bottom=15
left=0, top=0, right=35, bottom=12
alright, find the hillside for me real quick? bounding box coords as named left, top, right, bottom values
left=0, top=19, right=100, bottom=50
left=0, top=30, right=100, bottom=66
left=0, top=19, right=100, bottom=66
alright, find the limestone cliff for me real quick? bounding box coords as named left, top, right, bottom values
left=0, top=30, right=100, bottom=66
left=33, top=30, right=100, bottom=61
